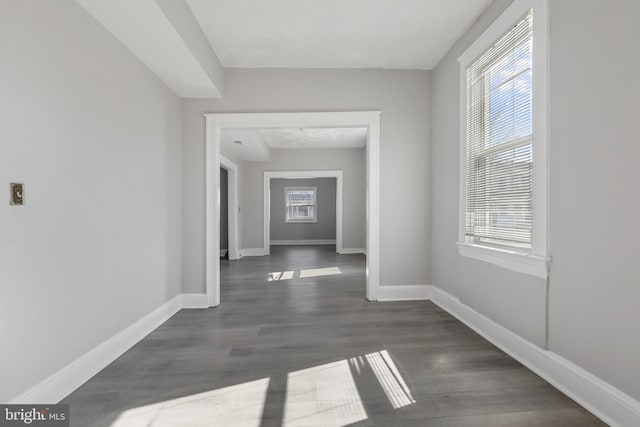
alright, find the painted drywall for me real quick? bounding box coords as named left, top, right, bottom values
left=181, top=69, right=431, bottom=294
left=245, top=151, right=362, bottom=249
left=430, top=0, right=640, bottom=401
left=0, top=0, right=182, bottom=402
left=430, top=0, right=546, bottom=347
left=546, top=0, right=640, bottom=401
left=270, top=178, right=337, bottom=242
left=220, top=167, right=228, bottom=251
left=155, top=0, right=225, bottom=95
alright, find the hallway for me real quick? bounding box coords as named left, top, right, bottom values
left=63, top=246, right=603, bottom=426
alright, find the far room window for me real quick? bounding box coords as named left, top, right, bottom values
left=458, top=0, right=549, bottom=278
left=285, top=187, right=317, bottom=223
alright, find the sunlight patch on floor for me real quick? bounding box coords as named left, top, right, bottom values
left=268, top=271, right=295, bottom=281
left=365, top=350, right=415, bottom=409
left=299, top=266, right=341, bottom=278
left=110, top=378, right=270, bottom=427
left=284, top=359, right=367, bottom=426
left=109, top=350, right=414, bottom=427
left=268, top=267, right=341, bottom=281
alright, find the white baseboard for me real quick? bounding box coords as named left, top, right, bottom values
left=377, top=284, right=431, bottom=301
left=10, top=294, right=183, bottom=404
left=338, top=248, right=366, bottom=255
left=243, top=246, right=363, bottom=255
left=428, top=285, right=640, bottom=427
left=181, top=293, right=208, bottom=309
left=13, top=283, right=637, bottom=427
left=9, top=293, right=212, bottom=404
left=270, top=239, right=336, bottom=246
left=220, top=249, right=228, bottom=257
left=241, top=248, right=268, bottom=257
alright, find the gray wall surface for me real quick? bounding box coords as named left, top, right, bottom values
left=430, top=0, right=546, bottom=347
left=0, top=1, right=182, bottom=402
left=243, top=150, right=364, bottom=249
left=430, top=0, right=640, bottom=400
left=220, top=167, right=228, bottom=251
left=182, top=69, right=431, bottom=294
left=270, top=178, right=337, bottom=242
left=546, top=0, right=640, bottom=401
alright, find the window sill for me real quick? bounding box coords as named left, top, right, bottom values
left=456, top=242, right=550, bottom=279
left=285, top=219, right=318, bottom=224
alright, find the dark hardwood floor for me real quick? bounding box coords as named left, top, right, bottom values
left=63, top=245, right=605, bottom=426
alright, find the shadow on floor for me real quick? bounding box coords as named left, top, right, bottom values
left=62, top=246, right=603, bottom=427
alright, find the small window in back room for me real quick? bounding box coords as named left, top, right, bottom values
left=285, top=187, right=317, bottom=223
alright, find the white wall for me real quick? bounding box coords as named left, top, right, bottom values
left=182, top=69, right=431, bottom=294
left=546, top=0, right=640, bottom=401
left=431, top=0, right=640, bottom=401
left=430, top=0, right=546, bottom=347
left=270, top=178, right=337, bottom=242
left=0, top=0, right=182, bottom=402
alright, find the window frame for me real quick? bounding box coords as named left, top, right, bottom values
left=457, top=0, right=550, bottom=278
left=285, top=186, right=318, bottom=223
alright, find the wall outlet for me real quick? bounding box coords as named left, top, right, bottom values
left=10, top=183, right=24, bottom=206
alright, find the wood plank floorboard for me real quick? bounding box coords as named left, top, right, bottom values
left=63, top=245, right=605, bottom=426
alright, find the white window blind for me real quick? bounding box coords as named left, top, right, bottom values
left=285, top=187, right=317, bottom=222
left=465, top=10, right=534, bottom=251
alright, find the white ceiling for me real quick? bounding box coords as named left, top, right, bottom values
left=76, top=0, right=223, bottom=97
left=186, top=0, right=492, bottom=70
left=221, top=129, right=270, bottom=161
left=221, top=127, right=367, bottom=162
left=261, top=128, right=367, bottom=149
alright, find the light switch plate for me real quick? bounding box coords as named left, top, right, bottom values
left=10, top=183, right=24, bottom=206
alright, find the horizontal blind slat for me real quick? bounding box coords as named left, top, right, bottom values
left=465, top=10, right=534, bottom=250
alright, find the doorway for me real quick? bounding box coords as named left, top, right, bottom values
left=269, top=176, right=338, bottom=251
left=264, top=170, right=344, bottom=254
left=205, top=111, right=381, bottom=307
left=219, top=154, right=239, bottom=261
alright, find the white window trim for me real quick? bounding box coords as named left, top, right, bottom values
left=457, top=0, right=550, bottom=279
left=285, top=186, right=318, bottom=223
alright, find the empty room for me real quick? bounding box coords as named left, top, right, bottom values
left=1, top=0, right=638, bottom=426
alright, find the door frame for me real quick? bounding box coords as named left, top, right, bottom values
left=204, top=111, right=381, bottom=307
left=220, top=154, right=240, bottom=261
left=264, top=170, right=343, bottom=254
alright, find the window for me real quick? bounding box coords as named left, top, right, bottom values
left=458, top=0, right=549, bottom=278
left=285, top=187, right=317, bottom=223
left=466, top=11, right=533, bottom=250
